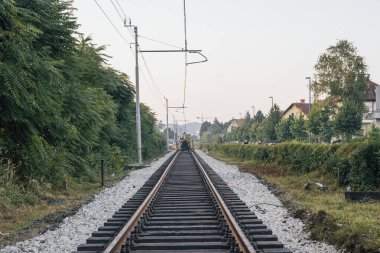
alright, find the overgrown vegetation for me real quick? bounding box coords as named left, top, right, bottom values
left=207, top=142, right=380, bottom=190
left=209, top=151, right=380, bottom=252
left=0, top=0, right=165, bottom=204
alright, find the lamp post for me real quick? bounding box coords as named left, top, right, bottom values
left=251, top=106, right=255, bottom=118
left=305, top=77, right=312, bottom=143
left=305, top=77, right=312, bottom=113
left=269, top=96, right=273, bottom=109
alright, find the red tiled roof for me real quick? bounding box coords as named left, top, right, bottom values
left=281, top=102, right=312, bottom=117
left=295, top=103, right=312, bottom=114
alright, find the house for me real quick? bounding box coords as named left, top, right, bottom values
left=363, top=80, right=380, bottom=132
left=226, top=119, right=244, bottom=133
left=281, top=99, right=312, bottom=119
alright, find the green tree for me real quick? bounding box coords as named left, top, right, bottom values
left=200, top=121, right=212, bottom=136
left=308, top=102, right=334, bottom=143
left=334, top=99, right=363, bottom=140
left=290, top=116, right=308, bottom=141
left=0, top=0, right=165, bottom=187
left=366, top=125, right=380, bottom=142
left=275, top=115, right=294, bottom=142
left=200, top=118, right=226, bottom=143
left=240, top=111, right=252, bottom=141
left=211, top=118, right=223, bottom=133
left=262, top=105, right=281, bottom=142
left=244, top=111, right=251, bottom=124
left=313, top=40, right=368, bottom=139
left=253, top=110, right=265, bottom=123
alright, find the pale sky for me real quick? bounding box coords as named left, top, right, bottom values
left=73, top=0, right=380, bottom=124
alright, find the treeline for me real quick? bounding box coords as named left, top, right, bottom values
left=201, top=40, right=372, bottom=144
left=200, top=108, right=311, bottom=144
left=0, top=0, right=165, bottom=188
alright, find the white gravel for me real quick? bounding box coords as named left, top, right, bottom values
left=0, top=152, right=174, bottom=253
left=197, top=150, right=339, bottom=253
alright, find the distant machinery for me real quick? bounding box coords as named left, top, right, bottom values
left=178, top=132, right=192, bottom=150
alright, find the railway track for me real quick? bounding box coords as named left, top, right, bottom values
left=75, top=151, right=291, bottom=253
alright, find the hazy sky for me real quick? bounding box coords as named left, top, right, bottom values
left=72, top=0, right=380, bottom=124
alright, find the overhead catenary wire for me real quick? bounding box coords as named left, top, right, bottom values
left=107, top=0, right=135, bottom=46
left=139, top=49, right=166, bottom=100
left=140, top=65, right=167, bottom=108
left=93, top=0, right=166, bottom=109
left=138, top=35, right=183, bottom=50
left=115, top=0, right=127, bottom=17
left=93, top=0, right=132, bottom=50
left=110, top=0, right=125, bottom=23
left=109, top=0, right=203, bottom=123
left=124, top=31, right=167, bottom=109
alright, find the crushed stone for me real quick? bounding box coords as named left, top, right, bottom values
left=0, top=152, right=174, bottom=253
left=197, top=150, right=339, bottom=253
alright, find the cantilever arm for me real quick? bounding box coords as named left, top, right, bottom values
left=187, top=51, right=208, bottom=65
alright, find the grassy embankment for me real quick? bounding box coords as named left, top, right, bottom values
left=206, top=143, right=380, bottom=252
left=0, top=171, right=130, bottom=247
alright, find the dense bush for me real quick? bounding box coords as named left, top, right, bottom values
left=209, top=142, right=380, bottom=190
left=0, top=0, right=165, bottom=189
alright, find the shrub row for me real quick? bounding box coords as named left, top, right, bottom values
left=207, top=142, right=380, bottom=190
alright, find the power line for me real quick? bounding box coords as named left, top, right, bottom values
left=115, top=0, right=127, bottom=17
left=93, top=0, right=132, bottom=50
left=110, top=0, right=136, bottom=47
left=93, top=0, right=166, bottom=109
left=139, top=67, right=167, bottom=108
left=110, top=0, right=124, bottom=22
left=140, top=50, right=166, bottom=100
left=139, top=35, right=183, bottom=49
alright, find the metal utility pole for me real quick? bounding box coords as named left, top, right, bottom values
left=122, top=1, right=206, bottom=160
left=133, top=26, right=142, bottom=165
left=124, top=20, right=143, bottom=165
left=166, top=98, right=169, bottom=151
left=172, top=114, right=177, bottom=145
left=168, top=102, right=186, bottom=144
left=306, top=77, right=312, bottom=143
left=269, top=96, right=274, bottom=109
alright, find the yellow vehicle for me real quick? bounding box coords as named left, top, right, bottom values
left=179, top=132, right=192, bottom=150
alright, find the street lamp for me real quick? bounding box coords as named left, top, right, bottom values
left=251, top=106, right=255, bottom=117
left=269, top=96, right=273, bottom=108
left=305, top=77, right=312, bottom=143
left=305, top=77, right=312, bottom=112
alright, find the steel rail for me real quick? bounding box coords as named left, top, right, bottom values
left=103, top=152, right=179, bottom=253
left=191, top=151, right=256, bottom=253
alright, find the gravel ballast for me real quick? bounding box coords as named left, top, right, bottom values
left=2, top=150, right=338, bottom=253
left=0, top=152, right=173, bottom=253
left=197, top=150, right=338, bottom=253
